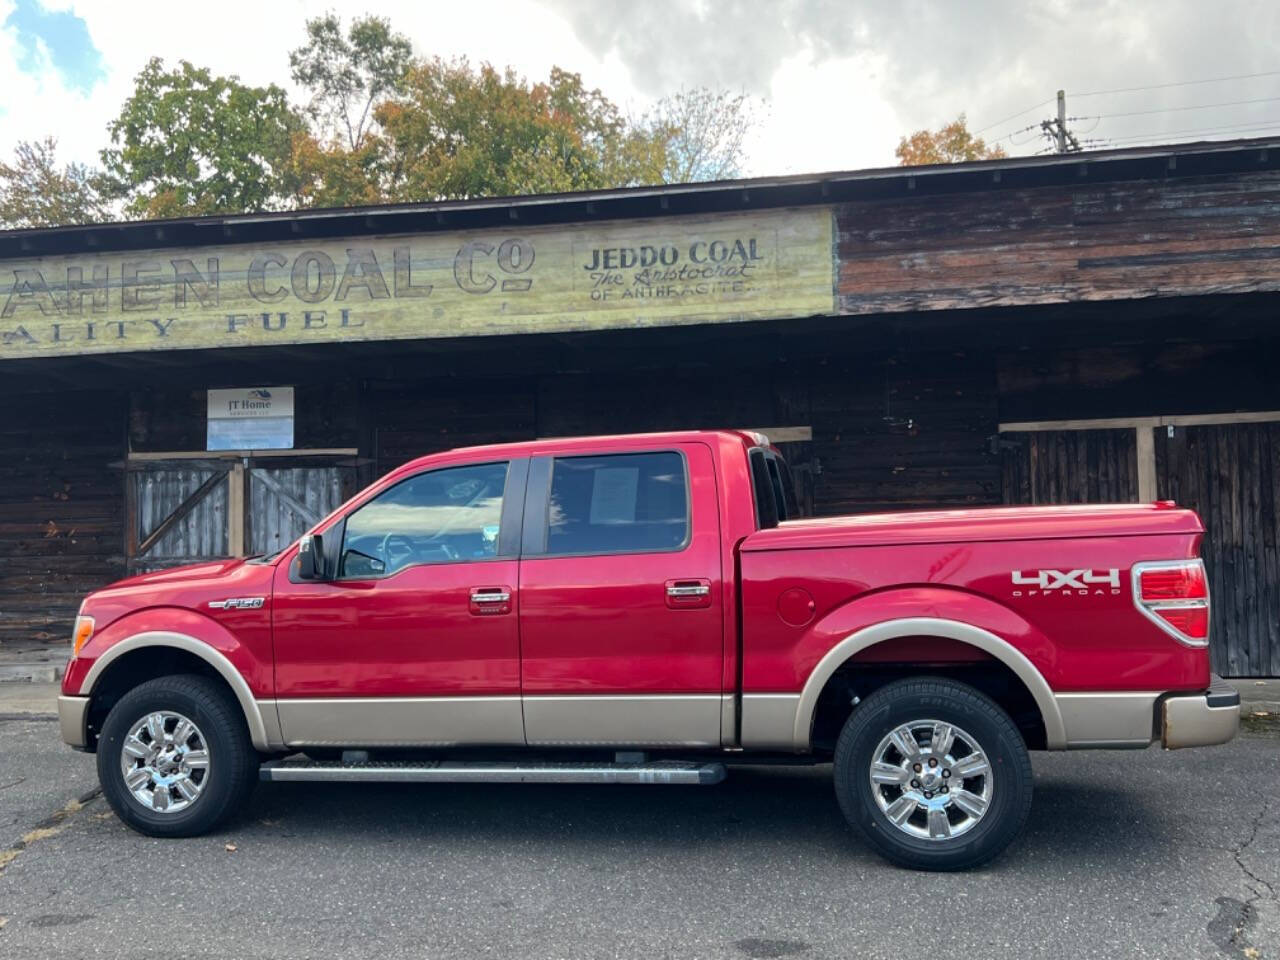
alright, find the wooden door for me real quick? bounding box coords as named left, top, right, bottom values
left=1157, top=423, right=1280, bottom=676
left=247, top=464, right=349, bottom=557
left=127, top=457, right=358, bottom=571
left=127, top=461, right=231, bottom=573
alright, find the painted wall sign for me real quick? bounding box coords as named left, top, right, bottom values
left=207, top=386, right=294, bottom=450
left=0, top=208, right=834, bottom=359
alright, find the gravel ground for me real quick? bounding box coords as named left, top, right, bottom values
left=0, top=714, right=1276, bottom=960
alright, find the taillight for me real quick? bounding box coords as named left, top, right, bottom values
left=1132, top=560, right=1210, bottom=646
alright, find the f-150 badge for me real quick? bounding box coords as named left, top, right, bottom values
left=208, top=597, right=265, bottom=610
left=1011, top=569, right=1121, bottom=596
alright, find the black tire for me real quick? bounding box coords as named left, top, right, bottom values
left=96, top=674, right=258, bottom=837
left=833, top=677, right=1033, bottom=871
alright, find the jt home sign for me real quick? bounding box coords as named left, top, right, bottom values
left=0, top=209, right=834, bottom=359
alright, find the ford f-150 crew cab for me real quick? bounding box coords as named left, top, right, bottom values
left=58, top=430, right=1240, bottom=870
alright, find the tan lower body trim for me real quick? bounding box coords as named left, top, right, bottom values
left=275, top=696, right=525, bottom=748
left=720, top=694, right=737, bottom=747
left=523, top=695, right=722, bottom=747
left=1055, top=692, right=1159, bottom=748
left=1162, top=694, right=1239, bottom=749
left=740, top=694, right=803, bottom=751
left=58, top=695, right=89, bottom=748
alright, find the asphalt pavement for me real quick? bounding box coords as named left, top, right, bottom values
left=0, top=706, right=1277, bottom=959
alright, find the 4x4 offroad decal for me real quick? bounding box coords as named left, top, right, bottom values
left=1011, top=569, right=1121, bottom=597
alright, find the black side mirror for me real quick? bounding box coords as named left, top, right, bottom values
left=297, top=533, right=326, bottom=581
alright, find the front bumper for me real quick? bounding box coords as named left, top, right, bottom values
left=1161, top=676, right=1240, bottom=749
left=58, top=695, right=90, bottom=749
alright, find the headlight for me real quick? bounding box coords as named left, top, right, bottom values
left=72, top=615, right=95, bottom=656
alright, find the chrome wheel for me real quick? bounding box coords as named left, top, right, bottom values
left=869, top=719, right=993, bottom=841
left=119, top=711, right=211, bottom=814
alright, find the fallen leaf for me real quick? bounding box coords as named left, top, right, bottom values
left=1243, top=948, right=1260, bottom=959
left=224, top=843, right=237, bottom=852
left=0, top=916, right=8, bottom=930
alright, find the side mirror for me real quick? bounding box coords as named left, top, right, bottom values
left=297, top=533, right=326, bottom=581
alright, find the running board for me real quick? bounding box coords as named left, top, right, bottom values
left=260, top=759, right=727, bottom=785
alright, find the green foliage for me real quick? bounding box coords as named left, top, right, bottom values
left=377, top=60, right=669, bottom=201
left=289, top=13, right=413, bottom=151
left=43, top=15, right=766, bottom=220
left=100, top=58, right=305, bottom=218
left=0, top=137, right=110, bottom=228
left=290, top=133, right=386, bottom=209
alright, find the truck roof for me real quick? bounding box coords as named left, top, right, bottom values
left=391, top=429, right=762, bottom=475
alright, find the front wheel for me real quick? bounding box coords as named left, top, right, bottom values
left=97, top=674, right=258, bottom=837
left=833, top=677, right=1033, bottom=871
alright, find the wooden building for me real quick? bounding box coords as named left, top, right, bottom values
left=3, top=138, right=1279, bottom=676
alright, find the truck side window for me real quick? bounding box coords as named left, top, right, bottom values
left=545, top=452, right=689, bottom=556
left=339, top=461, right=509, bottom=578
left=749, top=448, right=780, bottom=529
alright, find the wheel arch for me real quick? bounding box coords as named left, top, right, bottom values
left=795, top=618, right=1066, bottom=751
left=77, top=631, right=279, bottom=752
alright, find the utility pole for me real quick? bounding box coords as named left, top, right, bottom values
left=1040, top=89, right=1082, bottom=154
left=1055, top=90, right=1067, bottom=153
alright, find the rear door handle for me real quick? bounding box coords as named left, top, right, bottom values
left=665, top=578, right=713, bottom=609
left=469, top=586, right=513, bottom=616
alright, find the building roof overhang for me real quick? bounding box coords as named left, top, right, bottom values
left=3, top=136, right=1280, bottom=260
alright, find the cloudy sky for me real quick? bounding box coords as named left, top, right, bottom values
left=2, top=0, right=1278, bottom=180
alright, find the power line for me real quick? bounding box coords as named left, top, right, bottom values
left=1102, top=120, right=1280, bottom=145
left=972, top=98, right=1055, bottom=136
left=976, top=70, right=1280, bottom=141
left=1076, top=94, right=1280, bottom=121
left=1072, top=69, right=1280, bottom=99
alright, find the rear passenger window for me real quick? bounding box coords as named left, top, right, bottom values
left=545, top=452, right=689, bottom=556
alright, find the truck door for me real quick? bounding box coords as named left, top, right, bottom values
left=517, top=443, right=725, bottom=747
left=271, top=457, right=528, bottom=748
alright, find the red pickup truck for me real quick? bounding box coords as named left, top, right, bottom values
left=59, top=430, right=1239, bottom=870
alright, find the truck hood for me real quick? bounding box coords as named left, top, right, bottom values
left=741, top=502, right=1203, bottom=552
left=100, top=557, right=255, bottom=590
left=79, top=556, right=277, bottom=633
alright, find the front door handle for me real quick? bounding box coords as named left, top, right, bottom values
left=666, top=584, right=709, bottom=598
left=665, top=578, right=713, bottom=609
left=469, top=586, right=513, bottom=616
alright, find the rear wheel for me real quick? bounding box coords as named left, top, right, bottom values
left=832, top=677, right=1033, bottom=871
left=97, top=674, right=258, bottom=837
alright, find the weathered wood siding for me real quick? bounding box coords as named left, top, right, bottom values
left=1001, top=429, right=1139, bottom=505
left=0, top=391, right=125, bottom=653
left=128, top=381, right=359, bottom=453
left=365, top=356, right=999, bottom=518
left=837, top=173, right=1280, bottom=315
left=1157, top=422, right=1280, bottom=676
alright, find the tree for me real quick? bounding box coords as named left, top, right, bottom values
left=0, top=137, right=110, bottom=228
left=289, top=14, right=413, bottom=151
left=100, top=58, right=305, bottom=218
left=289, top=132, right=386, bottom=209
left=647, top=88, right=759, bottom=183
left=896, top=114, right=1007, bottom=166
left=376, top=59, right=668, bottom=201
